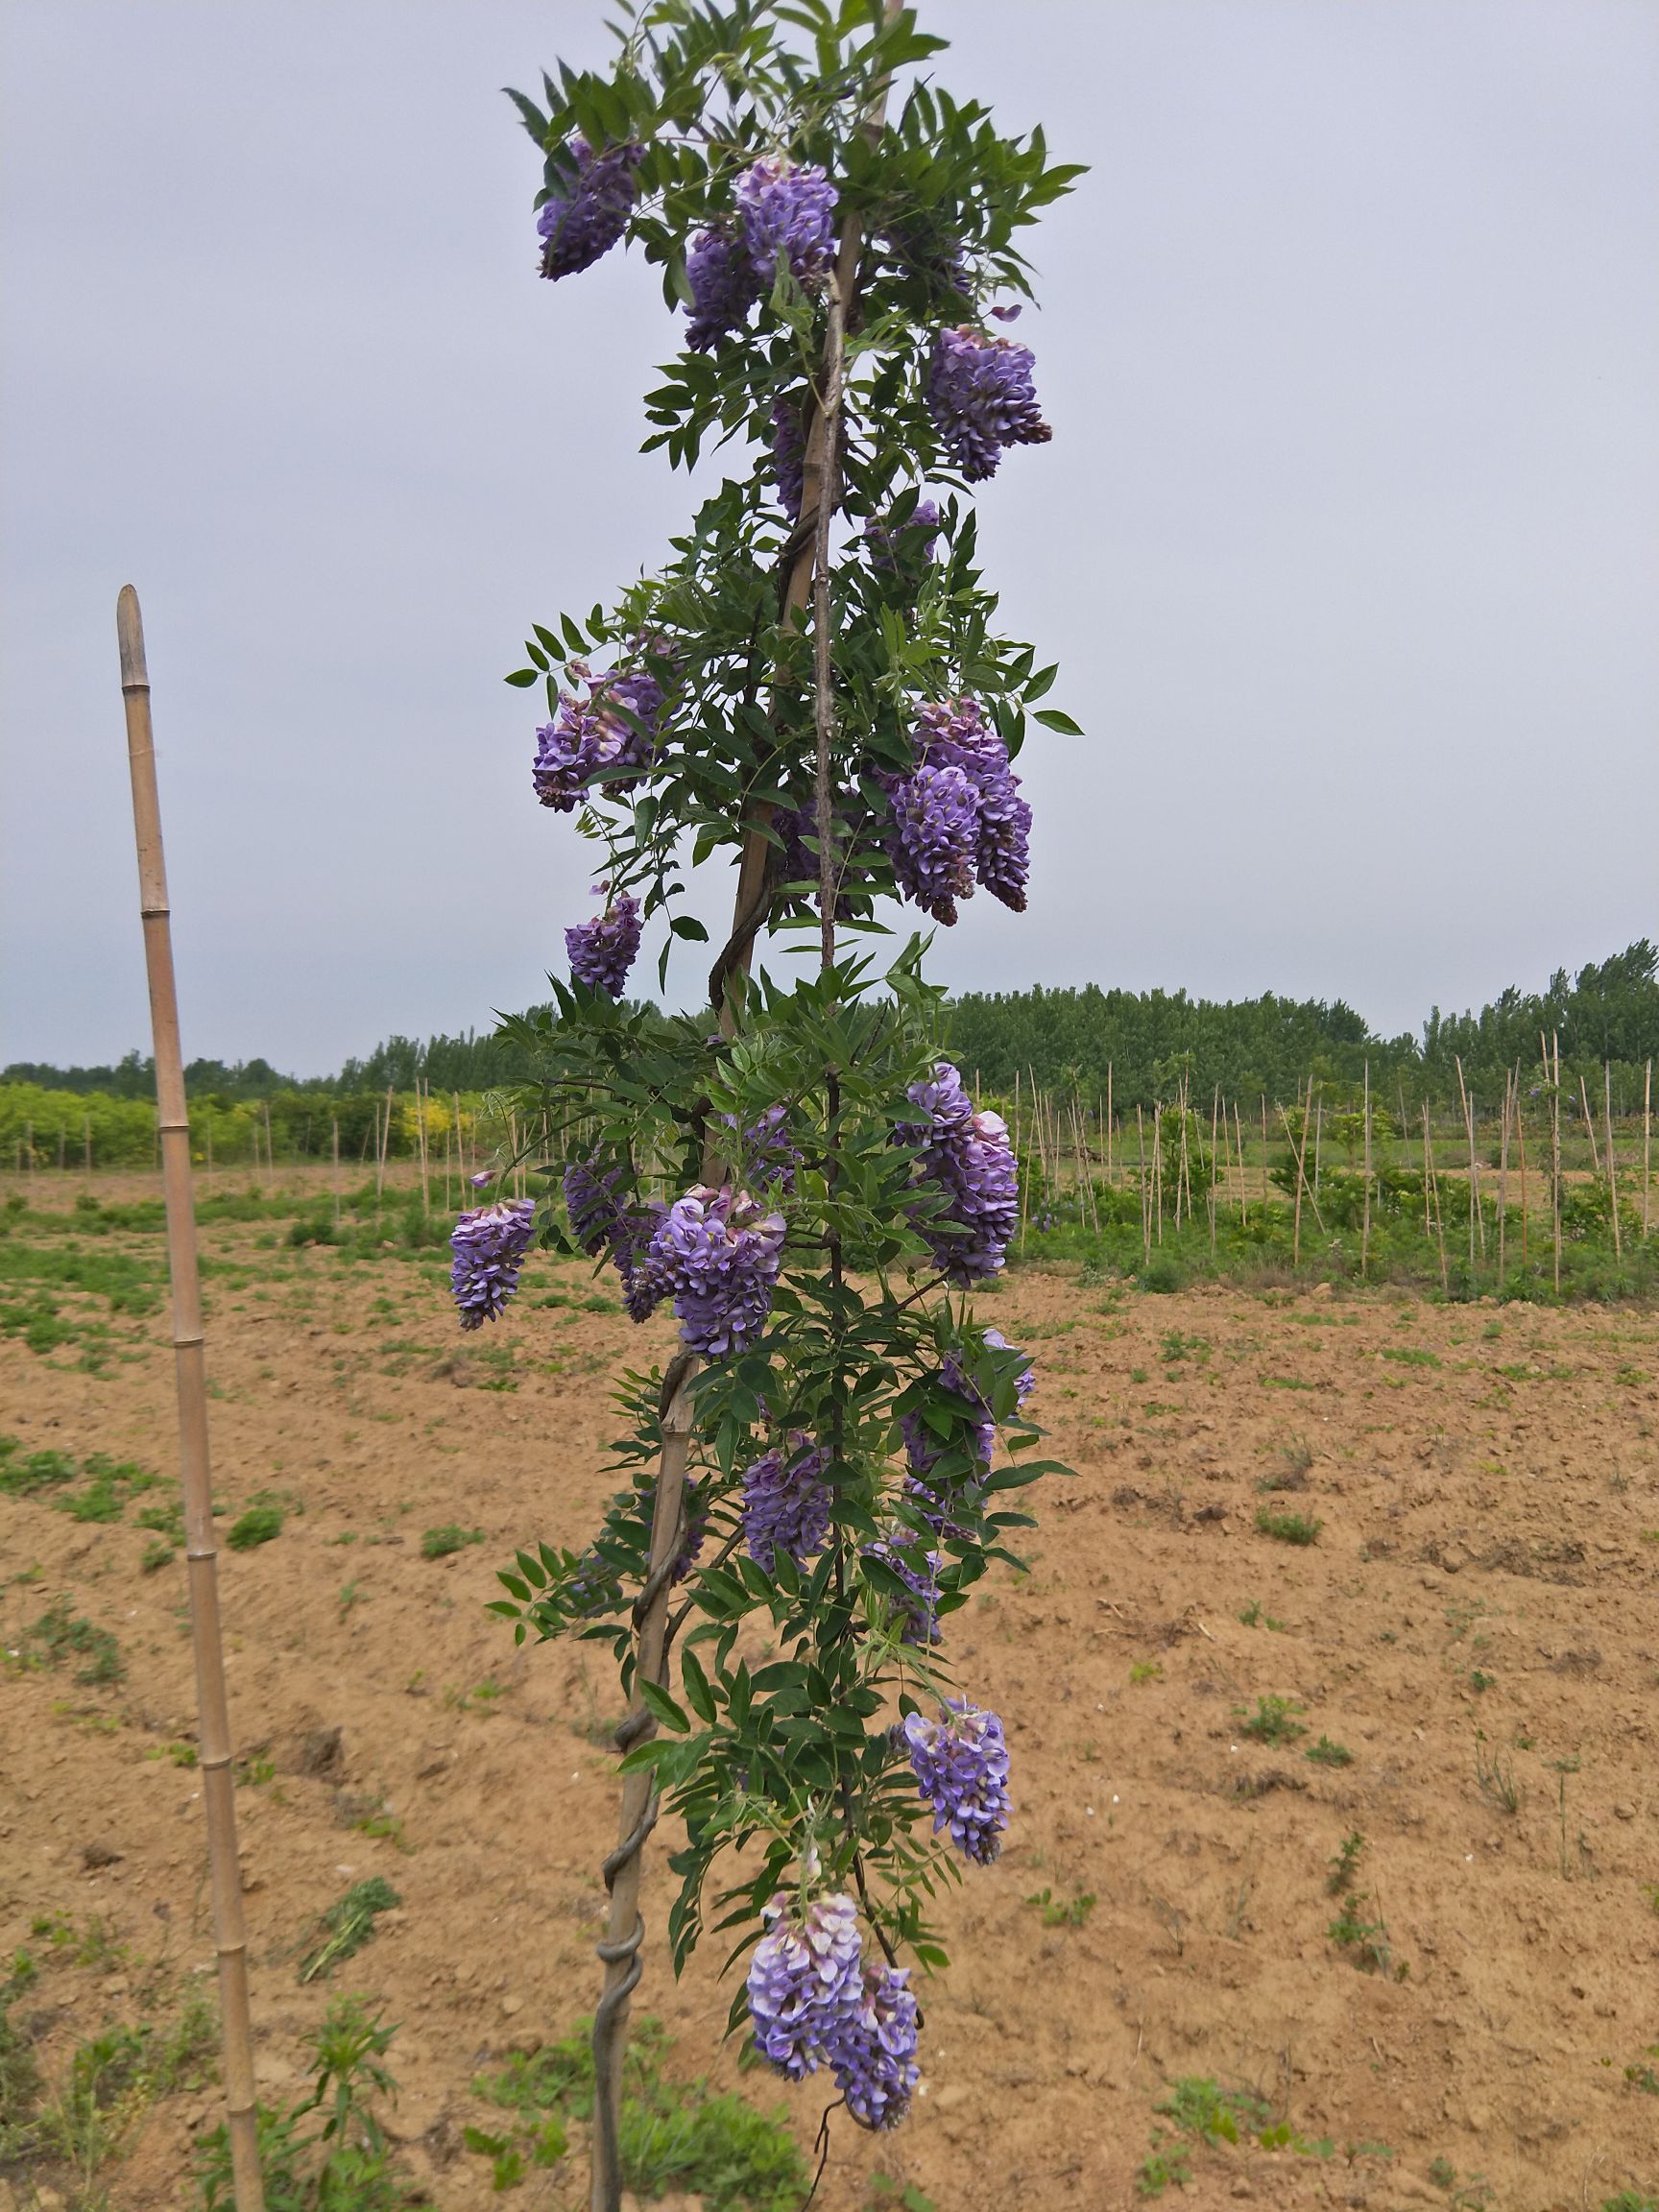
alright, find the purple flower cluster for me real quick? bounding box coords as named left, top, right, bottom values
left=685, top=226, right=755, bottom=351
left=565, top=889, right=642, bottom=996
left=563, top=1157, right=666, bottom=1322
left=770, top=392, right=806, bottom=520
left=721, top=1103, right=801, bottom=1194
left=884, top=697, right=1030, bottom=921
left=533, top=661, right=665, bottom=813
left=902, top=1699, right=1011, bottom=1865
left=902, top=1061, right=1019, bottom=1285
left=864, top=498, right=940, bottom=578
left=742, top=1435, right=831, bottom=1573
left=926, top=325, right=1051, bottom=481
left=537, top=139, right=642, bottom=279
left=737, top=156, right=838, bottom=286
left=647, top=1184, right=786, bottom=1357
left=886, top=762, right=979, bottom=925
left=904, top=1328, right=1037, bottom=1480
left=747, top=1892, right=920, bottom=2129
left=449, top=1197, right=537, bottom=1330
left=863, top=1536, right=943, bottom=1647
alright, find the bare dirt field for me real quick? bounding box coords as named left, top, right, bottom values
left=3, top=1173, right=1658, bottom=2212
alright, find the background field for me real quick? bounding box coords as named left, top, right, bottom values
left=2, top=1164, right=1657, bottom=2210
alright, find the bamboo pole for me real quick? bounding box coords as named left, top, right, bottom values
left=1260, top=1096, right=1270, bottom=1214
left=1497, top=1071, right=1509, bottom=1284
left=1105, top=1064, right=1113, bottom=1185
left=1578, top=1071, right=1600, bottom=1178
left=1644, top=1060, right=1652, bottom=1241
left=1208, top=1088, right=1219, bottom=1257
left=1152, top=1100, right=1164, bottom=1243
left=1235, top=1101, right=1248, bottom=1228
left=1137, top=1105, right=1149, bottom=1264
left=418, top=1079, right=431, bottom=1217
left=116, top=589, right=264, bottom=2212
left=1550, top=1034, right=1562, bottom=1296
left=1423, top=1101, right=1449, bottom=1295
left=331, top=1119, right=342, bottom=1230
left=1515, top=1063, right=1528, bottom=1271
left=1603, top=1062, right=1621, bottom=1261
left=1361, top=1061, right=1372, bottom=1280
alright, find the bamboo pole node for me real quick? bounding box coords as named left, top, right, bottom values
left=115, top=587, right=266, bottom=2212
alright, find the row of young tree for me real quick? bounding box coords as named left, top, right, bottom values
left=7, top=939, right=1654, bottom=1117
left=948, top=939, right=1659, bottom=1111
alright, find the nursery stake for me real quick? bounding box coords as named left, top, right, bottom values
left=116, top=588, right=265, bottom=2212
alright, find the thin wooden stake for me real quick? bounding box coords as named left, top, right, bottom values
left=1137, top=1105, right=1149, bottom=1264
left=1497, top=1072, right=1509, bottom=1284
left=1361, top=1062, right=1372, bottom=1280
left=1235, top=1102, right=1248, bottom=1229
left=1578, top=1071, right=1600, bottom=1178
left=331, top=1119, right=341, bottom=1231
left=1604, top=1063, right=1622, bottom=1261
left=1644, top=1060, right=1652, bottom=1242
left=1550, top=1034, right=1562, bottom=1295
left=116, top=589, right=265, bottom=2212
left=418, top=1079, right=430, bottom=1217
left=1423, top=1102, right=1449, bottom=1295
left=1515, top=1063, right=1528, bottom=1270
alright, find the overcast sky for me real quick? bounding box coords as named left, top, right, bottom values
left=2, top=1, right=1655, bottom=1075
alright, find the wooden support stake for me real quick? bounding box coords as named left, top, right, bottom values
left=1361, top=1062, right=1372, bottom=1279
left=1604, top=1063, right=1621, bottom=1261
left=116, top=589, right=265, bottom=2212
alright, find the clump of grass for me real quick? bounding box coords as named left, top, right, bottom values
left=297, top=1877, right=400, bottom=1984
left=1328, top=1891, right=1396, bottom=1977
left=1474, top=1738, right=1522, bottom=1815
left=1255, top=1505, right=1323, bottom=1546
left=0, top=1439, right=77, bottom=1498
left=1238, top=1599, right=1286, bottom=1631
left=1305, top=1736, right=1354, bottom=1768
left=1236, top=1695, right=1306, bottom=1747
left=1327, top=1831, right=1365, bottom=1896
left=198, top=1995, right=415, bottom=2211
left=472, top=2015, right=806, bottom=2210
left=9, top=1598, right=123, bottom=1687
left=227, top=1503, right=283, bottom=1551
left=1381, top=1346, right=1441, bottom=1368
left=1258, top=1436, right=1312, bottom=1491
left=420, top=1524, right=485, bottom=1561
left=1022, top=1887, right=1095, bottom=1929
left=1129, top=1660, right=1163, bottom=1685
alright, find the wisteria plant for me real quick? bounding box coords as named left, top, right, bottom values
left=452, top=4, right=1082, bottom=2200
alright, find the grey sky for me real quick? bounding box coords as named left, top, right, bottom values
left=3, top=0, right=1655, bottom=1076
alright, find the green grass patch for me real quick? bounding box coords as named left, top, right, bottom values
left=1255, top=1506, right=1323, bottom=1546
left=421, top=1524, right=485, bottom=1561
left=298, top=1878, right=401, bottom=1984
left=227, top=1504, right=283, bottom=1551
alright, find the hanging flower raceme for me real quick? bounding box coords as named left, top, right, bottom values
left=565, top=889, right=642, bottom=997
left=926, top=325, right=1051, bottom=481
left=562, top=1157, right=665, bottom=1323
left=647, top=1184, right=786, bottom=1357
left=742, top=1435, right=831, bottom=1573
left=685, top=225, right=757, bottom=350
left=829, top=1961, right=922, bottom=2130
left=769, top=392, right=806, bottom=521
left=537, top=139, right=643, bottom=279
left=902, top=1061, right=1019, bottom=1285
left=863, top=1536, right=943, bottom=1647
left=902, top=1698, right=1011, bottom=1865
left=746, top=1892, right=920, bottom=2130
left=886, top=763, right=979, bottom=925
left=532, top=661, right=665, bottom=813
left=736, top=156, right=838, bottom=285
left=911, top=697, right=1031, bottom=917
left=864, top=498, right=940, bottom=578
left=449, top=1197, right=537, bottom=1330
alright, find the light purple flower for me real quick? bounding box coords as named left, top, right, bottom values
left=902, top=1061, right=1019, bottom=1285
left=829, top=1961, right=921, bottom=2131
left=770, top=393, right=806, bottom=521
left=566, top=890, right=642, bottom=997
left=742, top=1436, right=831, bottom=1573
left=902, top=1699, right=1011, bottom=1865
left=563, top=1156, right=667, bottom=1321
left=647, top=1184, right=786, bottom=1358
left=533, top=661, right=664, bottom=813
left=537, top=139, right=642, bottom=279
left=449, top=1197, right=537, bottom=1330
left=685, top=226, right=757, bottom=349
left=747, top=1890, right=864, bottom=2080
left=736, top=157, right=838, bottom=285
left=863, top=1536, right=943, bottom=1647
left=886, top=764, right=979, bottom=926
left=926, top=325, right=1051, bottom=481
left=864, top=499, right=940, bottom=577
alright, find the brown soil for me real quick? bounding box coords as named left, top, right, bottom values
left=3, top=1175, right=1658, bottom=2212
